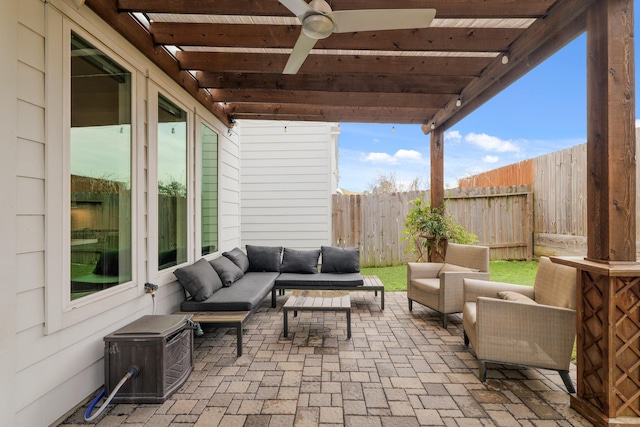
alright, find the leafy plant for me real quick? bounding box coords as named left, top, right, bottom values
left=403, top=198, right=478, bottom=261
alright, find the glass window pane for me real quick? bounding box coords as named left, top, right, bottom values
left=70, top=33, right=132, bottom=300
left=158, top=95, right=188, bottom=270
left=201, top=124, right=218, bottom=256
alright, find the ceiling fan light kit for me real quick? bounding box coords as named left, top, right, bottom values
left=279, top=0, right=436, bottom=74
left=302, top=15, right=334, bottom=39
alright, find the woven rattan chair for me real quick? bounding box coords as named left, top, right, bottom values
left=407, top=243, right=490, bottom=328
left=462, top=257, right=577, bottom=393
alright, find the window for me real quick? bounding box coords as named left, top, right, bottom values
left=157, top=94, right=188, bottom=270
left=69, top=32, right=132, bottom=300
left=200, top=124, right=218, bottom=255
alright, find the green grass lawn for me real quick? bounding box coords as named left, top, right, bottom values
left=361, top=259, right=539, bottom=291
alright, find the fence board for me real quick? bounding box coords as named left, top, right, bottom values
left=332, top=186, right=532, bottom=267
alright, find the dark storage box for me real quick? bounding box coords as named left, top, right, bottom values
left=104, top=314, right=193, bottom=403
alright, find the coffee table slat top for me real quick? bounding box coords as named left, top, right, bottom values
left=284, top=290, right=350, bottom=311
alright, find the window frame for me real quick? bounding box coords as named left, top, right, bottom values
left=45, top=20, right=142, bottom=333
left=147, top=84, right=196, bottom=284
left=195, top=117, right=221, bottom=258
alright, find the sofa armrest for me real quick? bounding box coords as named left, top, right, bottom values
left=476, top=297, right=576, bottom=371
left=463, top=278, right=534, bottom=303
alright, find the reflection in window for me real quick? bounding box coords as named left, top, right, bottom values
left=158, top=95, right=187, bottom=270
left=70, top=32, right=132, bottom=300
left=201, top=124, right=218, bottom=256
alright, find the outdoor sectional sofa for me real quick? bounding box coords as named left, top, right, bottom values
left=172, top=245, right=368, bottom=355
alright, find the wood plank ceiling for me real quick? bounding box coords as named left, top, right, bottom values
left=86, top=0, right=594, bottom=129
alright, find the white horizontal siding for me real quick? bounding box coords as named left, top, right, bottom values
left=5, top=1, right=243, bottom=425
left=239, top=120, right=336, bottom=249
left=16, top=252, right=44, bottom=294
left=17, top=139, right=45, bottom=179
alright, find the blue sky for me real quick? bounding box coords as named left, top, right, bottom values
left=337, top=7, right=638, bottom=192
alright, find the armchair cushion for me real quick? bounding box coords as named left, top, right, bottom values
left=498, top=291, right=537, bottom=305
left=533, top=257, right=577, bottom=309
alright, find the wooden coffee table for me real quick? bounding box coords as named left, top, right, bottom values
left=282, top=290, right=351, bottom=339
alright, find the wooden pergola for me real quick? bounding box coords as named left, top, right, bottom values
left=87, top=0, right=635, bottom=424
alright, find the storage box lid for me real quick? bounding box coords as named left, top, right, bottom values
left=105, top=314, right=192, bottom=339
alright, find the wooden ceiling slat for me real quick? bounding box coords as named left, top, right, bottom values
left=225, top=103, right=439, bottom=118
left=86, top=0, right=231, bottom=126
left=117, top=0, right=556, bottom=18
left=197, top=72, right=473, bottom=95
left=177, top=51, right=491, bottom=76
left=213, top=89, right=451, bottom=109
left=426, top=0, right=594, bottom=131
left=151, top=23, right=523, bottom=53
left=89, top=0, right=584, bottom=125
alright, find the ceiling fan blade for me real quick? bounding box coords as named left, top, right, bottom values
left=279, top=0, right=313, bottom=19
left=283, top=33, right=318, bottom=74
left=331, top=9, right=436, bottom=33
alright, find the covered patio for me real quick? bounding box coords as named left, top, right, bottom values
left=60, top=292, right=591, bottom=426
left=77, top=0, right=635, bottom=425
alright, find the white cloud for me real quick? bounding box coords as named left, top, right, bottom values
left=394, top=149, right=422, bottom=161
left=445, top=130, right=462, bottom=143
left=465, top=132, right=521, bottom=153
left=361, top=149, right=423, bottom=165
left=483, top=155, right=499, bottom=163
left=362, top=152, right=396, bottom=164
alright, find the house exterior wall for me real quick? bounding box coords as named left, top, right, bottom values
left=238, top=120, right=340, bottom=249
left=1, top=1, right=241, bottom=425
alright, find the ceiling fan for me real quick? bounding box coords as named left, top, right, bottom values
left=279, top=0, right=436, bottom=74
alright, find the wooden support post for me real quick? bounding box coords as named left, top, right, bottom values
left=585, top=0, right=636, bottom=263
left=430, top=127, right=445, bottom=211
left=559, top=1, right=638, bottom=426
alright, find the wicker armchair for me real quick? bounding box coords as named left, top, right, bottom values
left=462, top=256, right=577, bottom=393
left=407, top=243, right=490, bottom=328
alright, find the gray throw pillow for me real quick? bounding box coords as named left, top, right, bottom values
left=173, top=258, right=222, bottom=301
left=223, top=247, right=250, bottom=273
left=280, top=248, right=321, bottom=274
left=246, top=245, right=282, bottom=272
left=209, top=256, right=244, bottom=286
left=321, top=246, right=360, bottom=273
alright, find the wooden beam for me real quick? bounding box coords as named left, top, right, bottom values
left=213, top=89, right=451, bottom=109
left=177, top=51, right=490, bottom=76
left=226, top=103, right=439, bottom=119
left=85, top=0, right=230, bottom=126
left=117, top=0, right=554, bottom=18
left=232, top=107, right=433, bottom=124
left=585, top=0, right=636, bottom=263
left=426, top=0, right=597, bottom=132
left=151, top=23, right=522, bottom=53
left=198, top=72, right=473, bottom=95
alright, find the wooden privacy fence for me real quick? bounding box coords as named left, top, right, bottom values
left=332, top=185, right=532, bottom=267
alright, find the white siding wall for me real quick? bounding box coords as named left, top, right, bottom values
left=239, top=120, right=339, bottom=249
left=0, top=1, right=242, bottom=425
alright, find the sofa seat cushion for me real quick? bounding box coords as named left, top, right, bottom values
left=275, top=272, right=364, bottom=288
left=180, top=272, right=278, bottom=311
left=410, top=278, right=440, bottom=294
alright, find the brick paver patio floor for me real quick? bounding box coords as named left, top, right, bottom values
left=60, top=292, right=592, bottom=426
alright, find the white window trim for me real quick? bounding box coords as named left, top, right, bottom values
left=195, top=116, right=221, bottom=259
left=147, top=82, right=196, bottom=285
left=45, top=18, right=140, bottom=334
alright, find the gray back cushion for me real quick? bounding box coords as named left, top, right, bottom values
left=280, top=248, right=321, bottom=274
left=321, top=246, right=360, bottom=273
left=246, top=245, right=283, bottom=272
left=223, top=247, right=250, bottom=273
left=174, top=258, right=222, bottom=301
left=209, top=256, right=244, bottom=286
